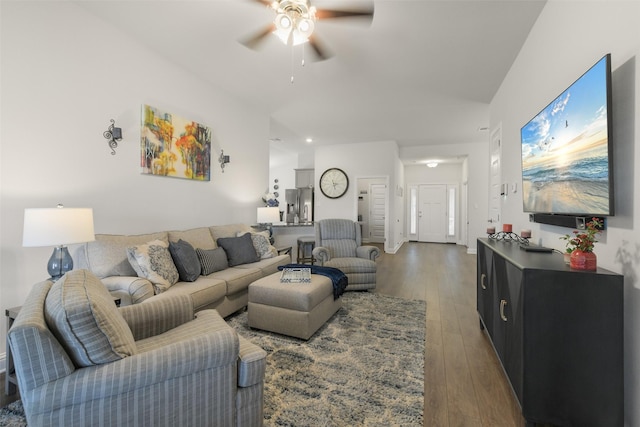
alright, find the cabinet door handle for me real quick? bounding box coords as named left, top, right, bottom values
left=500, top=299, right=508, bottom=322
left=481, top=273, right=487, bottom=290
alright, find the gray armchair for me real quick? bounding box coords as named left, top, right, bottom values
left=312, top=219, right=380, bottom=290
left=8, top=270, right=266, bottom=427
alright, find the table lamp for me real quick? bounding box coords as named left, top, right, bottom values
left=23, top=205, right=95, bottom=280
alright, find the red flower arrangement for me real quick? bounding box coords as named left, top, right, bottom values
left=560, top=217, right=603, bottom=253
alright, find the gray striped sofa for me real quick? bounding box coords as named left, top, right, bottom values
left=73, top=224, right=291, bottom=318
left=312, top=219, right=380, bottom=291
left=8, top=271, right=266, bottom=426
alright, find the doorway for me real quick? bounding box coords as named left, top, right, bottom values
left=408, top=183, right=459, bottom=243
left=369, top=184, right=386, bottom=243
left=357, top=178, right=387, bottom=244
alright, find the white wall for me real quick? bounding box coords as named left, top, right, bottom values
left=401, top=142, right=489, bottom=253
left=404, top=162, right=463, bottom=184
left=314, top=141, right=402, bottom=251
left=0, top=2, right=270, bottom=358
left=490, top=1, right=640, bottom=424
left=268, top=144, right=298, bottom=216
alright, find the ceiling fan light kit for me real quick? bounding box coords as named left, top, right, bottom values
left=243, top=0, right=374, bottom=61
left=272, top=0, right=316, bottom=46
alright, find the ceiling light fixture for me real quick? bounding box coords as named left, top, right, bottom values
left=272, top=0, right=317, bottom=46
left=426, top=162, right=438, bottom=168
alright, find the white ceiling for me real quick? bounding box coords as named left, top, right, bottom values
left=77, top=0, right=546, bottom=164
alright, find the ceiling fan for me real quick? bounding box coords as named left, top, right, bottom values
left=241, top=0, right=374, bottom=61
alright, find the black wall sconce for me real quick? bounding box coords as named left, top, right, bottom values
left=219, top=150, right=230, bottom=172
left=103, top=119, right=123, bottom=155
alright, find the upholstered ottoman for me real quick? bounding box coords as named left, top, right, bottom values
left=248, top=272, right=341, bottom=340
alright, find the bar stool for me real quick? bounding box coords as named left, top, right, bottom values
left=297, top=236, right=315, bottom=264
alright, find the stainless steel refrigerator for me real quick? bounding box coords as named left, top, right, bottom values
left=285, top=188, right=314, bottom=223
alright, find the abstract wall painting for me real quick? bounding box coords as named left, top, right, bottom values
left=140, top=105, right=211, bottom=181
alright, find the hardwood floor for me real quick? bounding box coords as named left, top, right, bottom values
left=376, top=241, right=525, bottom=427
left=1, top=242, right=525, bottom=426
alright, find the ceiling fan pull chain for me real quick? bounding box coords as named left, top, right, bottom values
left=301, top=43, right=306, bottom=67
left=290, top=44, right=295, bottom=84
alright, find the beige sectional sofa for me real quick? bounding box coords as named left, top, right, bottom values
left=73, top=223, right=291, bottom=318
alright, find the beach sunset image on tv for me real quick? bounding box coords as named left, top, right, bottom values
left=521, top=55, right=612, bottom=215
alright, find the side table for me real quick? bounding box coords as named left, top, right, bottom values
left=5, top=306, right=20, bottom=395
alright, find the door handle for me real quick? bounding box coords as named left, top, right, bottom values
left=500, top=299, right=508, bottom=322
left=480, top=273, right=487, bottom=290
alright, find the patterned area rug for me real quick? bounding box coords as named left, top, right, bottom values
left=0, top=292, right=425, bottom=427
left=0, top=400, right=24, bottom=427
left=229, top=292, right=425, bottom=426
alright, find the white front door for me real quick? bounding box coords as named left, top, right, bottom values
left=418, top=184, right=447, bottom=243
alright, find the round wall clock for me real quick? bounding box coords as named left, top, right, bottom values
left=319, top=168, right=349, bottom=199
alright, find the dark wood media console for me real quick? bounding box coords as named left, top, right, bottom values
left=477, top=238, right=623, bottom=427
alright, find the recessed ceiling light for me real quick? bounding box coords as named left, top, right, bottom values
left=426, top=162, right=438, bottom=168
left=305, top=138, right=313, bottom=143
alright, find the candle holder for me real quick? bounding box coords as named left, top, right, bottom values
left=487, top=231, right=530, bottom=244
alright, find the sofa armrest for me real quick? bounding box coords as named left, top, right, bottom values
left=357, top=245, right=380, bottom=261
left=312, top=246, right=331, bottom=265
left=237, top=336, right=267, bottom=388
left=101, top=276, right=154, bottom=305
left=25, top=326, right=240, bottom=414
left=120, top=295, right=195, bottom=341
left=8, top=281, right=77, bottom=393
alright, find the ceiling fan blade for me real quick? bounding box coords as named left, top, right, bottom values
left=308, top=35, right=332, bottom=61
left=315, top=7, right=374, bottom=21
left=240, top=23, right=276, bottom=50
left=250, top=0, right=273, bottom=7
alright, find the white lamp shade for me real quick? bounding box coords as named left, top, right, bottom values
left=23, top=207, right=95, bottom=247
left=257, top=207, right=280, bottom=224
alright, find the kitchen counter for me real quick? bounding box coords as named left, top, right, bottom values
left=271, top=223, right=315, bottom=261
left=272, top=222, right=314, bottom=228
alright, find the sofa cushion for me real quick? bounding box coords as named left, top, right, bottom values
left=169, top=239, right=201, bottom=282
left=207, top=266, right=262, bottom=295
left=238, top=230, right=274, bottom=259
left=147, top=276, right=227, bottom=312
left=127, top=239, right=179, bottom=294
left=235, top=254, right=292, bottom=276
left=80, top=232, right=168, bottom=278
left=44, top=269, right=136, bottom=368
left=216, top=234, right=260, bottom=267
left=196, top=247, right=229, bottom=275
left=168, top=227, right=216, bottom=250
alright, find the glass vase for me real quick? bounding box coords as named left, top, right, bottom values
left=570, top=249, right=597, bottom=271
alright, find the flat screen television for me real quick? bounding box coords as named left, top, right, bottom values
left=521, top=54, right=614, bottom=217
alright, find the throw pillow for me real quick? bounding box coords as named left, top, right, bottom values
left=196, top=247, right=229, bottom=275
left=169, top=239, right=201, bottom=282
left=44, top=269, right=136, bottom=368
left=127, top=239, right=179, bottom=294
left=216, top=233, right=260, bottom=266
left=238, top=230, right=274, bottom=259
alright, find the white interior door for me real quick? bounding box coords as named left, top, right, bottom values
left=489, top=125, right=502, bottom=226
left=418, top=184, right=447, bottom=243
left=369, top=184, right=386, bottom=243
